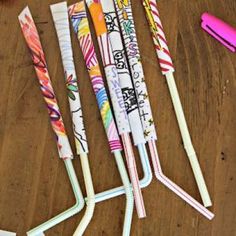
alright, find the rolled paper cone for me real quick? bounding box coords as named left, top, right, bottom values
left=50, top=2, right=95, bottom=236
left=142, top=0, right=212, bottom=207
left=101, top=0, right=146, bottom=146
left=18, top=6, right=73, bottom=160
left=114, top=0, right=157, bottom=143
left=19, top=7, right=85, bottom=235
left=50, top=1, right=88, bottom=155
left=85, top=0, right=146, bottom=218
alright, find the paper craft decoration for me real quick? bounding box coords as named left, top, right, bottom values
left=18, top=6, right=85, bottom=236
left=142, top=0, right=212, bottom=207
left=114, top=0, right=214, bottom=219
left=68, top=2, right=134, bottom=235
left=85, top=0, right=146, bottom=218
left=50, top=2, right=95, bottom=235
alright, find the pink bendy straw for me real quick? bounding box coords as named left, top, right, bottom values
left=201, top=12, right=236, bottom=52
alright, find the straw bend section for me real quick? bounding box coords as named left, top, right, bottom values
left=142, top=0, right=212, bottom=207
left=19, top=6, right=85, bottom=236
left=50, top=2, right=95, bottom=235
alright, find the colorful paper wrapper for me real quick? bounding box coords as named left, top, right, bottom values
left=68, top=2, right=122, bottom=152
left=101, top=0, right=146, bottom=146
left=18, top=6, right=73, bottom=159
left=114, top=0, right=157, bottom=142
left=51, top=2, right=88, bottom=154
left=86, top=0, right=131, bottom=135
left=142, top=0, right=175, bottom=74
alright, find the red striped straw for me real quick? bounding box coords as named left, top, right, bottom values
left=142, top=0, right=212, bottom=208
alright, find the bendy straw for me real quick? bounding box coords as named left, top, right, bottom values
left=18, top=7, right=85, bottom=236
left=50, top=2, right=95, bottom=235
left=85, top=0, right=146, bottom=218
left=142, top=0, right=212, bottom=207
left=114, top=0, right=214, bottom=219
left=68, top=3, right=134, bottom=235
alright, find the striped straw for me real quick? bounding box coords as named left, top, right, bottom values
left=50, top=2, right=95, bottom=235
left=86, top=0, right=146, bottom=218
left=18, top=7, right=85, bottom=236
left=114, top=0, right=214, bottom=219
left=142, top=0, right=212, bottom=207
left=68, top=2, right=134, bottom=235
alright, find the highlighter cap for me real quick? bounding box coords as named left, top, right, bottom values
left=201, top=12, right=236, bottom=52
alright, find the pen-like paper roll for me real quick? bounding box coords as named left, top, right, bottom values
left=18, top=6, right=73, bottom=159
left=114, top=0, right=157, bottom=142
left=86, top=0, right=130, bottom=135
left=50, top=2, right=88, bottom=154
left=68, top=2, right=122, bottom=152
left=142, top=0, right=175, bottom=74
left=101, top=0, right=146, bottom=146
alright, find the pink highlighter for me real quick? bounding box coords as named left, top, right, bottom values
left=201, top=12, right=236, bottom=52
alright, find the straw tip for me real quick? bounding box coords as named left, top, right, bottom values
left=18, top=5, right=30, bottom=20
left=50, top=1, right=67, bottom=12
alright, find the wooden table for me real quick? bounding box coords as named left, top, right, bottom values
left=0, top=0, right=235, bottom=235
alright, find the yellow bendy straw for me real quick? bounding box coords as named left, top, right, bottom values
left=18, top=6, right=85, bottom=236
left=50, top=2, right=95, bottom=235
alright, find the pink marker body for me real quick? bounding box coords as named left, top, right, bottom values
left=201, top=12, right=236, bottom=52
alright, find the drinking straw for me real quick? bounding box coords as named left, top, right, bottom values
left=114, top=0, right=214, bottom=219
left=85, top=0, right=146, bottom=218
left=68, top=3, right=134, bottom=235
left=141, top=0, right=212, bottom=207
left=93, top=143, right=152, bottom=202
left=18, top=7, right=85, bottom=236
left=50, top=2, right=95, bottom=235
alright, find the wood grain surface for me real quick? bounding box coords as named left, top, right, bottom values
left=0, top=0, right=236, bottom=235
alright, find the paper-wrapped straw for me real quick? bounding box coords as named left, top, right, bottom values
left=70, top=2, right=152, bottom=215
left=68, top=3, right=134, bottom=235
left=142, top=0, right=212, bottom=207
left=101, top=0, right=146, bottom=147
left=85, top=0, right=146, bottom=218
left=18, top=7, right=85, bottom=236
left=50, top=2, right=95, bottom=235
left=114, top=0, right=214, bottom=219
